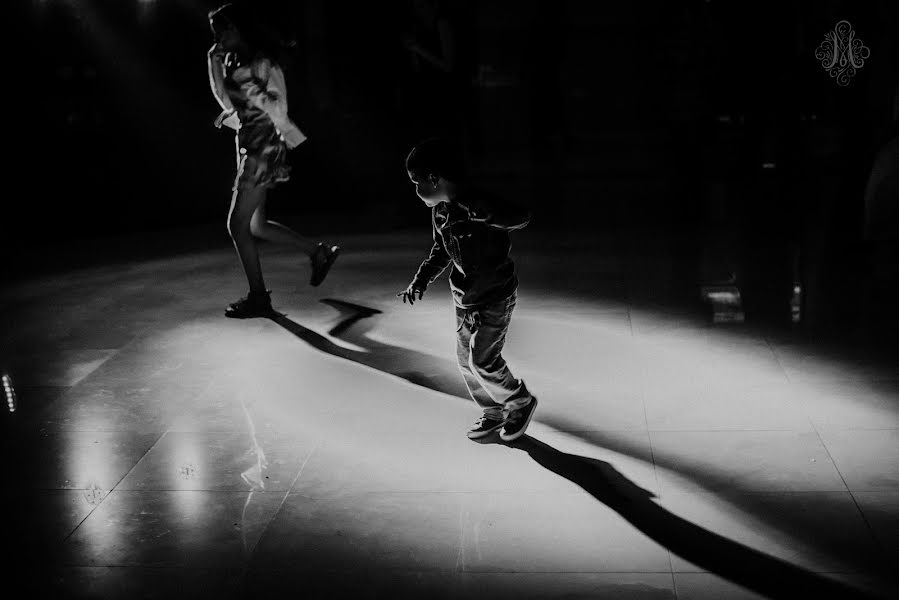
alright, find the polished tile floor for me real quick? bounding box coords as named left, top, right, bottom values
left=1, top=230, right=896, bottom=599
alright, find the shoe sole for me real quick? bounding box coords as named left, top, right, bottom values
left=466, top=420, right=506, bottom=439
left=311, top=246, right=341, bottom=287
left=224, top=307, right=274, bottom=319
left=224, top=312, right=272, bottom=319
left=499, top=397, right=538, bottom=442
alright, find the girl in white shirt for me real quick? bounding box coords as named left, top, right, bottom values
left=208, top=3, right=339, bottom=318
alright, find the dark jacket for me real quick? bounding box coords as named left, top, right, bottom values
left=411, top=188, right=530, bottom=308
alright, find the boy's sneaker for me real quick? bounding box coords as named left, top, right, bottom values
left=225, top=290, right=273, bottom=319
left=500, top=397, right=538, bottom=442
left=310, top=243, right=341, bottom=287
left=466, top=415, right=506, bottom=439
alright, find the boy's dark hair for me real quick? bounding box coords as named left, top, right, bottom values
left=405, top=138, right=465, bottom=182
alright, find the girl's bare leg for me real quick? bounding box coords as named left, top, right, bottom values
left=228, top=185, right=268, bottom=294
left=250, top=203, right=318, bottom=257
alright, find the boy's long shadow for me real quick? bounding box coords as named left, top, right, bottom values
left=499, top=435, right=878, bottom=600
left=269, top=299, right=884, bottom=598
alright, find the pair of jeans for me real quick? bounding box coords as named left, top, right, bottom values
left=455, top=291, right=532, bottom=420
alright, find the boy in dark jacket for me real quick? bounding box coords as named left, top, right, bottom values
left=397, top=139, right=537, bottom=441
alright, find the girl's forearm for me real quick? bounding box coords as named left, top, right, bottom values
left=207, top=52, right=233, bottom=111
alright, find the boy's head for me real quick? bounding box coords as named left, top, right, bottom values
left=405, top=138, right=463, bottom=207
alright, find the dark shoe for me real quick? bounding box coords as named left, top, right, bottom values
left=225, top=290, right=273, bottom=319
left=310, top=243, right=340, bottom=287
left=500, top=396, right=538, bottom=442
left=466, top=415, right=506, bottom=439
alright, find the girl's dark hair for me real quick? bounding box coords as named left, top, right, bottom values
left=208, top=3, right=249, bottom=40
left=405, top=138, right=465, bottom=182
left=208, top=2, right=296, bottom=68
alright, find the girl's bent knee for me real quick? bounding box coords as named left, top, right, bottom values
left=249, top=219, right=266, bottom=238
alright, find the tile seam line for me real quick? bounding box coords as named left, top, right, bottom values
left=641, top=373, right=672, bottom=579
left=766, top=337, right=794, bottom=386
left=56, top=331, right=149, bottom=390
left=247, top=442, right=320, bottom=563
left=176, top=489, right=879, bottom=496
left=59, top=376, right=219, bottom=544
left=67, top=489, right=300, bottom=493
left=49, top=564, right=879, bottom=575
left=55, top=565, right=683, bottom=574
left=812, top=425, right=891, bottom=561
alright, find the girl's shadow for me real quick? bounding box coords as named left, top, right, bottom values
left=269, top=298, right=470, bottom=399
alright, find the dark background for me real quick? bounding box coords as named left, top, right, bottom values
left=12, top=0, right=899, bottom=338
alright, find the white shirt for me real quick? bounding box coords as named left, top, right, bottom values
left=207, top=46, right=306, bottom=149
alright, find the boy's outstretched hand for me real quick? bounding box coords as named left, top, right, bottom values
left=397, top=284, right=425, bottom=305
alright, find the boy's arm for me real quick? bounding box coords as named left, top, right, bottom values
left=462, top=195, right=532, bottom=231
left=410, top=216, right=451, bottom=290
